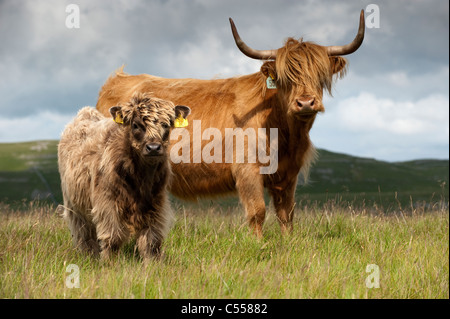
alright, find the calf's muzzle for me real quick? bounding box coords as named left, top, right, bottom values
left=145, top=142, right=163, bottom=156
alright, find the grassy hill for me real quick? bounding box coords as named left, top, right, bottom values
left=0, top=140, right=448, bottom=210
left=297, top=149, right=449, bottom=209
left=306, top=149, right=448, bottom=193
left=0, top=141, right=61, bottom=206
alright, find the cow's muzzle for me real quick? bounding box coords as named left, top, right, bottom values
left=144, top=142, right=163, bottom=157
left=296, top=97, right=319, bottom=115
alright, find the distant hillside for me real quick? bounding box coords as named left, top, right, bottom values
left=0, top=140, right=60, bottom=206
left=304, top=149, right=448, bottom=193
left=0, top=140, right=448, bottom=208
left=296, top=149, right=449, bottom=208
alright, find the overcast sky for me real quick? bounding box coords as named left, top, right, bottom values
left=0, top=0, right=448, bottom=162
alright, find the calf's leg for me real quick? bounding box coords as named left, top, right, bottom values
left=93, top=208, right=128, bottom=260
left=62, top=205, right=100, bottom=255
left=135, top=223, right=167, bottom=260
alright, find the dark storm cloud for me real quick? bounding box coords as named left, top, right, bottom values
left=0, top=0, right=448, bottom=161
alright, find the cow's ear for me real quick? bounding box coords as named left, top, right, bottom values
left=175, top=105, right=191, bottom=119
left=173, top=105, right=191, bottom=128
left=261, top=61, right=277, bottom=79
left=330, top=56, right=347, bottom=78
left=109, top=106, right=124, bottom=124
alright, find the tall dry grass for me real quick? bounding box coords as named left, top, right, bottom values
left=0, top=199, right=448, bottom=298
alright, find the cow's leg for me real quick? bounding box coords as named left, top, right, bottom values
left=61, top=204, right=100, bottom=256
left=98, top=233, right=125, bottom=261
left=136, top=227, right=163, bottom=260
left=94, top=208, right=128, bottom=261
left=136, top=198, right=172, bottom=261
left=235, top=170, right=266, bottom=238
left=269, top=177, right=298, bottom=234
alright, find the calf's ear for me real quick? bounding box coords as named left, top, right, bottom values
left=173, top=105, right=191, bottom=128
left=175, top=105, right=191, bottom=118
left=109, top=106, right=124, bottom=124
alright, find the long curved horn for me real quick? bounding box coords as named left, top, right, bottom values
left=229, top=18, right=277, bottom=60
left=326, top=10, right=365, bottom=56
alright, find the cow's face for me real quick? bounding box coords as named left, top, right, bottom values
left=261, top=40, right=347, bottom=122
left=230, top=12, right=364, bottom=124
left=109, top=93, right=190, bottom=163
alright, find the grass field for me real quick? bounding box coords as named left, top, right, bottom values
left=1, top=140, right=448, bottom=299
left=1, top=201, right=448, bottom=299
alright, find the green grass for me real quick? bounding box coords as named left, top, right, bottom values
left=1, top=201, right=448, bottom=299
left=1, top=140, right=448, bottom=298
left=1, top=140, right=448, bottom=209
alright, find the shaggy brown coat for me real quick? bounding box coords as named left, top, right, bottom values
left=96, top=38, right=349, bottom=237
left=58, top=93, right=189, bottom=259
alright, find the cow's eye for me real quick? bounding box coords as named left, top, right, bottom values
left=132, top=122, right=143, bottom=132
left=161, top=122, right=169, bottom=129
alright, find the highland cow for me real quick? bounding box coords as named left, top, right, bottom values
left=96, top=11, right=365, bottom=237
left=58, top=92, right=190, bottom=260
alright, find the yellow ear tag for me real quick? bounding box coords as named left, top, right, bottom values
left=114, top=113, right=124, bottom=124
left=174, top=114, right=188, bottom=128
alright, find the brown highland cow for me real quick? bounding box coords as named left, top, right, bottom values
left=96, top=12, right=365, bottom=237
left=58, top=92, right=190, bottom=260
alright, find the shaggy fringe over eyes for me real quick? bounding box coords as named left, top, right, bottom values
left=120, top=92, right=175, bottom=126
left=275, top=38, right=347, bottom=95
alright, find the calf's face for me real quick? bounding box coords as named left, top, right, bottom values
left=109, top=93, right=190, bottom=163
